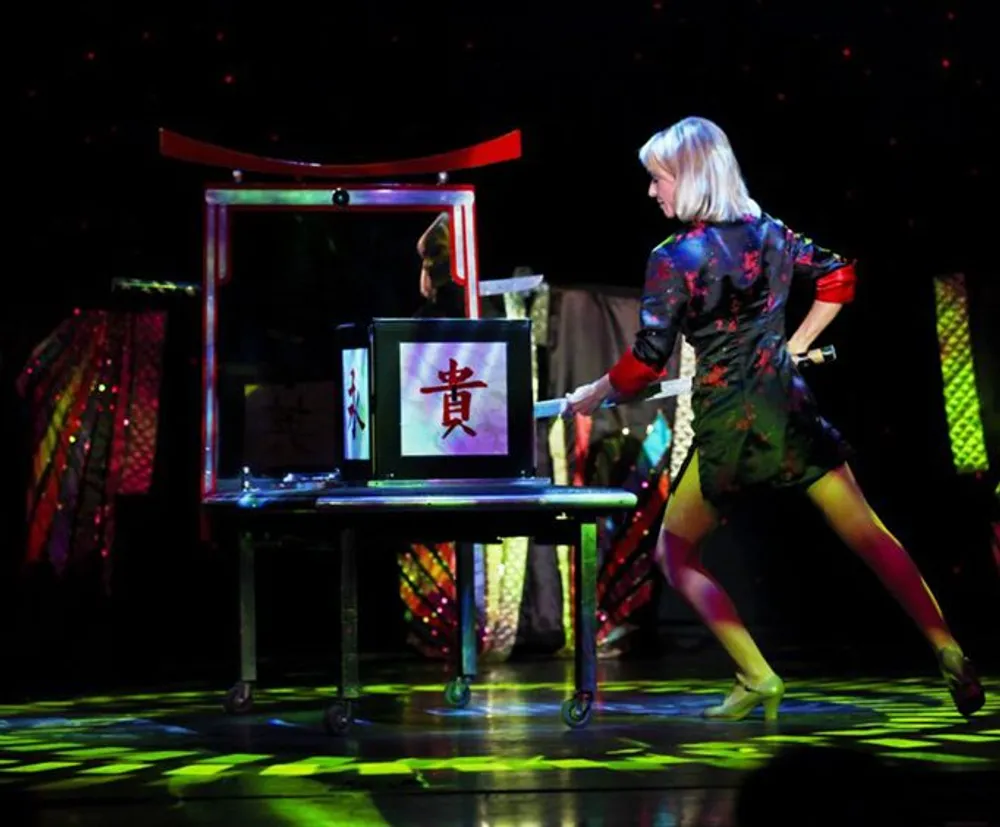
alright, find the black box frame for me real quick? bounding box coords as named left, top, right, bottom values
left=337, top=318, right=535, bottom=483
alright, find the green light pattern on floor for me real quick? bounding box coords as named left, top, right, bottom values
left=79, top=762, right=155, bottom=775
left=0, top=676, right=996, bottom=790
left=0, top=677, right=986, bottom=714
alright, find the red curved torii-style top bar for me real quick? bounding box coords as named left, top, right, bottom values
left=159, top=128, right=522, bottom=179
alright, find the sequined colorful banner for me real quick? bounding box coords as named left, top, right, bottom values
left=18, top=310, right=167, bottom=584
left=934, top=274, right=988, bottom=474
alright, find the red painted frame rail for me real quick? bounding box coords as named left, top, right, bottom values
left=159, top=129, right=523, bottom=178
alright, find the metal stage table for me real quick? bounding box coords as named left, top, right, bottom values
left=203, top=479, right=637, bottom=734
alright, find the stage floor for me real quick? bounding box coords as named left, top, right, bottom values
left=1, top=659, right=997, bottom=826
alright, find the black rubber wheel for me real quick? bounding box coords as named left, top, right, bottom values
left=444, top=678, right=472, bottom=709
left=323, top=701, right=353, bottom=735
left=223, top=681, right=255, bottom=715
left=561, top=695, right=592, bottom=729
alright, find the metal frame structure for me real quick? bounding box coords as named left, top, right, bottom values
left=200, top=183, right=482, bottom=497
left=158, top=127, right=523, bottom=497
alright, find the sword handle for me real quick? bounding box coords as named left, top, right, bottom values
left=792, top=345, right=836, bottom=366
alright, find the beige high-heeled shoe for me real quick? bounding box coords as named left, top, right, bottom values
left=938, top=645, right=985, bottom=717
left=703, top=672, right=785, bottom=721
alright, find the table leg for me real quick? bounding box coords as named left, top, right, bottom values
left=562, top=521, right=597, bottom=728
left=324, top=527, right=359, bottom=735
left=459, top=543, right=478, bottom=680
left=239, top=531, right=258, bottom=684
left=338, top=528, right=361, bottom=699
left=444, top=542, right=476, bottom=708
left=223, top=531, right=257, bottom=714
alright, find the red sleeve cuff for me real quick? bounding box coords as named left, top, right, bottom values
left=608, top=349, right=661, bottom=396
left=816, top=264, right=857, bottom=304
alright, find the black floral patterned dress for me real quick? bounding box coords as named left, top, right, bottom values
left=608, top=213, right=858, bottom=507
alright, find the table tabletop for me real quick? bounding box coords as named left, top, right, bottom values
left=203, top=477, right=637, bottom=516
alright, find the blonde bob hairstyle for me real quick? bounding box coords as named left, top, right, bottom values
left=639, top=117, right=761, bottom=224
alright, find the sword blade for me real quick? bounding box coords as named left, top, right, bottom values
left=478, top=275, right=545, bottom=296
left=532, top=343, right=836, bottom=420
left=533, top=376, right=694, bottom=419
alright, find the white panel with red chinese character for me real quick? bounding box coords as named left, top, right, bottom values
left=399, top=342, right=508, bottom=457
left=341, top=348, right=370, bottom=461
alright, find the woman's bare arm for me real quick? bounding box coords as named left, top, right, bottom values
left=788, top=300, right=842, bottom=353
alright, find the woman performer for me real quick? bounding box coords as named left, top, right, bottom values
left=566, top=116, right=984, bottom=720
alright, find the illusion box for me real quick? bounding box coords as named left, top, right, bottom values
left=336, top=318, right=535, bottom=483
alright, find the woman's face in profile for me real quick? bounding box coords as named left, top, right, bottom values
left=647, top=167, right=677, bottom=219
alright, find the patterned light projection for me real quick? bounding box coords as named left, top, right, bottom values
left=0, top=675, right=996, bottom=791
left=397, top=534, right=526, bottom=665
left=17, top=310, right=167, bottom=583
left=399, top=542, right=460, bottom=658
left=933, top=274, right=988, bottom=474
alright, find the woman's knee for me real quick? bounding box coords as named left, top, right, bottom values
left=656, top=528, right=697, bottom=588
left=846, top=517, right=900, bottom=559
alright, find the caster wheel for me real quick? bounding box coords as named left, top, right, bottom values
left=444, top=678, right=472, bottom=709
left=561, top=694, right=593, bottom=729
left=323, top=701, right=353, bottom=735
left=223, top=681, right=255, bottom=715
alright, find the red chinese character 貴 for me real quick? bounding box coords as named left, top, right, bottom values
left=419, top=358, right=488, bottom=438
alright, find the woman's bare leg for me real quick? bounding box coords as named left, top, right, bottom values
left=655, top=452, right=776, bottom=682
left=805, top=464, right=955, bottom=651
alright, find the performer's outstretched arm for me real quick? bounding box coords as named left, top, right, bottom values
left=566, top=249, right=688, bottom=415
